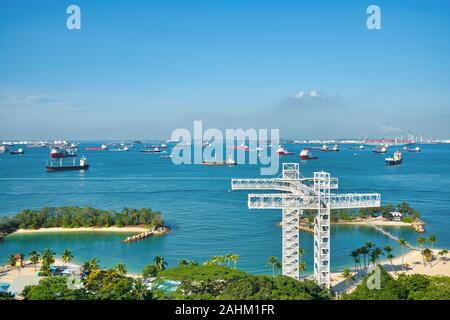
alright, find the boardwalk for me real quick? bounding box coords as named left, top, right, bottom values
left=368, top=224, right=420, bottom=250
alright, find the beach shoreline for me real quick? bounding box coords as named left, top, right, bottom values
left=11, top=225, right=172, bottom=235
left=330, top=248, right=449, bottom=293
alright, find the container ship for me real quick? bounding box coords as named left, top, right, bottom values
left=300, top=149, right=318, bottom=160
left=385, top=151, right=402, bottom=166
left=46, top=157, right=90, bottom=171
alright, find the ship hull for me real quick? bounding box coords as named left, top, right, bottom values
left=300, top=156, right=318, bottom=160
left=46, top=165, right=90, bottom=172
left=385, top=160, right=402, bottom=166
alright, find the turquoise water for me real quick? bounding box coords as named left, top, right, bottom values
left=1, top=143, right=449, bottom=275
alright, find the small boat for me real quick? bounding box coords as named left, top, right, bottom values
left=160, top=154, right=173, bottom=159
left=406, top=146, right=421, bottom=153
left=86, top=144, right=107, bottom=151
left=202, top=155, right=237, bottom=166
left=10, top=148, right=24, bottom=155
left=0, top=145, right=7, bottom=153
left=46, top=157, right=90, bottom=171
left=300, top=149, right=318, bottom=160
left=359, top=144, right=365, bottom=149
left=159, top=143, right=167, bottom=149
left=385, top=151, right=402, bottom=166
left=373, top=146, right=387, bottom=154
left=50, top=148, right=76, bottom=158
left=140, top=147, right=161, bottom=153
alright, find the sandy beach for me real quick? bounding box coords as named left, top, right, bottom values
left=332, top=216, right=412, bottom=227
left=331, top=248, right=450, bottom=293
left=12, top=226, right=150, bottom=234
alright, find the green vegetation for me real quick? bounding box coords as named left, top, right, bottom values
left=0, top=206, right=166, bottom=236
left=342, top=266, right=450, bottom=300
left=301, top=202, right=421, bottom=223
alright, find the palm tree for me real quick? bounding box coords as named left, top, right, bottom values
left=384, top=245, right=395, bottom=271
left=132, top=278, right=148, bottom=300
left=228, top=254, right=239, bottom=269
left=61, top=249, right=73, bottom=266
left=365, top=242, right=374, bottom=256
left=275, top=261, right=282, bottom=275
left=372, top=247, right=384, bottom=265
left=422, top=248, right=433, bottom=266
left=42, top=249, right=55, bottom=266
left=397, top=238, right=407, bottom=271
left=89, top=258, right=100, bottom=271
left=341, top=267, right=355, bottom=285
left=417, top=236, right=427, bottom=250
left=29, top=250, right=40, bottom=270
left=178, top=259, right=189, bottom=267
left=153, top=255, right=167, bottom=271
left=350, top=250, right=360, bottom=273
left=438, top=250, right=448, bottom=264
left=298, top=262, right=306, bottom=276
left=357, top=246, right=369, bottom=270
left=8, top=255, right=16, bottom=268
left=116, top=262, right=127, bottom=275
left=190, top=260, right=199, bottom=267
left=266, top=256, right=279, bottom=276
left=428, top=235, right=437, bottom=250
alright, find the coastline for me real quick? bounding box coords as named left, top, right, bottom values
left=12, top=226, right=150, bottom=234
left=331, top=248, right=449, bottom=293
left=11, top=225, right=171, bottom=236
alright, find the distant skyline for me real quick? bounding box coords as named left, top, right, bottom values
left=1, top=0, right=450, bottom=140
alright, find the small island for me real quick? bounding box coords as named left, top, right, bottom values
left=0, top=206, right=171, bottom=242
left=279, top=202, right=425, bottom=234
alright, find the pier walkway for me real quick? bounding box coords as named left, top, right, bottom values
left=368, top=224, right=420, bottom=250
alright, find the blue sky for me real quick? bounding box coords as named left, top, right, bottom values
left=0, top=0, right=449, bottom=139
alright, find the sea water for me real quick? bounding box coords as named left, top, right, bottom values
left=0, top=143, right=449, bottom=274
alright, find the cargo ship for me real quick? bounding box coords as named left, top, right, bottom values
left=86, top=144, right=107, bottom=151
left=10, top=148, right=24, bottom=155
left=46, top=157, right=90, bottom=171
left=140, top=147, right=161, bottom=153
left=277, top=147, right=294, bottom=156
left=300, top=149, right=318, bottom=160
left=385, top=151, right=402, bottom=166
left=202, top=155, right=237, bottom=166
left=50, top=148, right=77, bottom=158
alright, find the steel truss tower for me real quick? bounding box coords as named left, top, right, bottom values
left=231, top=163, right=381, bottom=288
